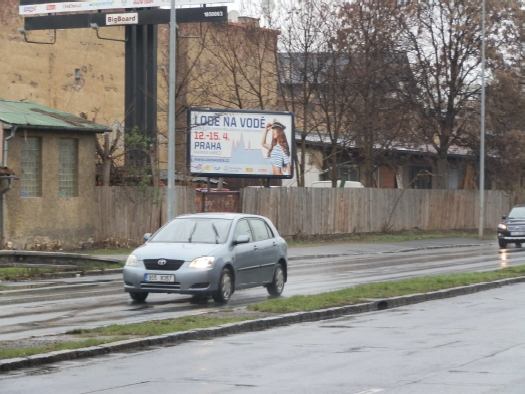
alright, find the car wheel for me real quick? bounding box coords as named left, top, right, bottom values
left=267, top=263, right=285, bottom=296
left=129, top=292, right=149, bottom=302
left=498, top=239, right=507, bottom=249
left=212, top=268, right=233, bottom=304
left=516, top=242, right=522, bottom=248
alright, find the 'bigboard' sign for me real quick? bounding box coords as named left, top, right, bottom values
left=20, top=0, right=230, bottom=15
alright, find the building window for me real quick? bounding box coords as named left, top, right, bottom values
left=20, top=137, right=42, bottom=197
left=410, top=166, right=432, bottom=189
left=59, top=139, right=78, bottom=197
left=338, top=166, right=360, bottom=182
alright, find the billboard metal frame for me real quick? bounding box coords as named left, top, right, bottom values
left=187, top=107, right=295, bottom=180
left=20, top=7, right=228, bottom=170
left=23, top=7, right=227, bottom=30
left=19, top=0, right=228, bottom=15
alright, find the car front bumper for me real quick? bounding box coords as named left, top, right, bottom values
left=497, top=232, right=525, bottom=242
left=123, top=266, right=220, bottom=295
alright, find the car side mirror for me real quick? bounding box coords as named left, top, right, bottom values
left=234, top=235, right=250, bottom=245
left=501, top=215, right=507, bottom=220
left=143, top=233, right=152, bottom=242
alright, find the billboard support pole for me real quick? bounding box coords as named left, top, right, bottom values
left=167, top=0, right=177, bottom=221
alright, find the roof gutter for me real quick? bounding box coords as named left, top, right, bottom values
left=2, top=125, right=18, bottom=248
left=7, top=124, right=109, bottom=134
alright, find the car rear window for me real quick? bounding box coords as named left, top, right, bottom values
left=150, top=218, right=232, bottom=244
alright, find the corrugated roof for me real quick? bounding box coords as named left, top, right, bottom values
left=0, top=99, right=110, bottom=133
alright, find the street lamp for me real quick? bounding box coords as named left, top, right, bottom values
left=479, top=0, right=486, bottom=239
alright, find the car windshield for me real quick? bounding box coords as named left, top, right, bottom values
left=150, top=218, right=232, bottom=244
left=508, top=207, right=525, bottom=219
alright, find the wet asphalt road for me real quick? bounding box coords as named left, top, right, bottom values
left=0, top=238, right=522, bottom=341
left=1, top=268, right=524, bottom=393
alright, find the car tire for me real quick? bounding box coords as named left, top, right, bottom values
left=129, top=292, right=149, bottom=302
left=516, top=242, right=522, bottom=248
left=212, top=268, right=233, bottom=304
left=267, top=263, right=285, bottom=296
left=498, top=239, right=507, bottom=249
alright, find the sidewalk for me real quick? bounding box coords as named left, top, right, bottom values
left=93, top=237, right=496, bottom=263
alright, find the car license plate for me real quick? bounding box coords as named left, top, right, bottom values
left=144, top=274, right=175, bottom=282
left=511, top=231, right=525, bottom=236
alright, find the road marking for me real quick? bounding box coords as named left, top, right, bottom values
left=354, top=390, right=384, bottom=394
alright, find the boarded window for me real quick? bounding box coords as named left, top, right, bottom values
left=59, top=139, right=78, bottom=197
left=20, top=137, right=42, bottom=197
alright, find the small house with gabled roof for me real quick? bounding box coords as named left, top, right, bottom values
left=0, top=99, right=109, bottom=249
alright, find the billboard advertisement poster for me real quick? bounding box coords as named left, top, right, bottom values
left=187, top=108, right=295, bottom=179
left=19, top=0, right=229, bottom=15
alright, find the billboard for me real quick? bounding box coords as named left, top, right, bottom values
left=19, top=0, right=230, bottom=15
left=187, top=108, right=295, bottom=179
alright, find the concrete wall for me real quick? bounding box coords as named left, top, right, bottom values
left=3, top=129, right=98, bottom=249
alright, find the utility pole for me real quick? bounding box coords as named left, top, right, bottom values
left=167, top=0, right=177, bottom=222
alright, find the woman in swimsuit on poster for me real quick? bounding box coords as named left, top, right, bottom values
left=261, top=121, right=291, bottom=176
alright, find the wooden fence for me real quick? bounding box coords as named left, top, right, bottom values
left=94, top=186, right=512, bottom=242
left=94, top=186, right=195, bottom=245
left=241, top=188, right=511, bottom=237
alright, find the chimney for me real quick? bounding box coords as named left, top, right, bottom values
left=237, top=16, right=260, bottom=28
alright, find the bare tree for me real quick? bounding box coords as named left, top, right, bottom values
left=398, top=1, right=521, bottom=189
left=155, top=23, right=213, bottom=176
left=335, top=1, right=413, bottom=187
left=270, top=0, right=333, bottom=186
left=95, top=126, right=122, bottom=186
left=471, top=70, right=525, bottom=201
left=196, top=20, right=279, bottom=111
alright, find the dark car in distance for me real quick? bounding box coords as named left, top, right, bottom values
left=497, top=205, right=525, bottom=248
left=123, top=213, right=288, bottom=303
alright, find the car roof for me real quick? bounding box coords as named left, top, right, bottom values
left=176, top=213, right=264, bottom=220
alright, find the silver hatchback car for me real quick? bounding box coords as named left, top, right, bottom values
left=123, top=213, right=288, bottom=303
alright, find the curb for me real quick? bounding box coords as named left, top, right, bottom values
left=1, top=275, right=523, bottom=373
left=288, top=242, right=493, bottom=261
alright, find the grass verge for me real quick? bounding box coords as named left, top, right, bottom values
left=249, top=265, right=525, bottom=313
left=0, top=262, right=125, bottom=281
left=1, top=264, right=523, bottom=362
left=0, top=315, right=251, bottom=360
left=0, top=338, right=130, bottom=360
left=67, top=229, right=495, bottom=253
left=286, top=228, right=495, bottom=246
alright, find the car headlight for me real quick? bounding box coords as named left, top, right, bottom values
left=188, top=256, right=215, bottom=269
left=125, top=254, right=139, bottom=267
left=498, top=224, right=507, bottom=230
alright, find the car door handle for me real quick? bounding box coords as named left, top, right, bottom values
left=253, top=245, right=259, bottom=250
left=272, top=241, right=277, bottom=247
